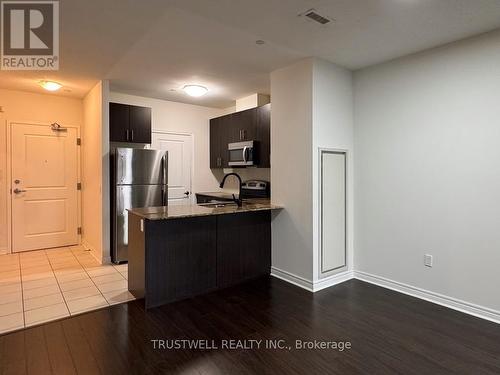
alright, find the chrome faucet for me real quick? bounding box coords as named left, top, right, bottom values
left=219, top=173, right=243, bottom=207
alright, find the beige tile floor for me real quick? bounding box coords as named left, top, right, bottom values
left=0, top=245, right=133, bottom=335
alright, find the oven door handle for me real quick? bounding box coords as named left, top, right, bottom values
left=242, top=146, right=248, bottom=163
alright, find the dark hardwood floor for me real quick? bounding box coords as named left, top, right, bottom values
left=1, top=277, right=500, bottom=375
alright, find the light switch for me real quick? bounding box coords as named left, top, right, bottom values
left=424, top=254, right=433, bottom=267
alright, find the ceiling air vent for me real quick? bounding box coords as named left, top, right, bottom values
left=300, top=8, right=332, bottom=25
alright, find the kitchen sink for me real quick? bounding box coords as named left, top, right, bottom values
left=197, top=202, right=238, bottom=208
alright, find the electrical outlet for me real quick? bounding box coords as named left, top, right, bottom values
left=424, top=254, right=433, bottom=267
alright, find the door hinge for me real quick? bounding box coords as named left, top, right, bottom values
left=77, top=182, right=82, bottom=190
left=76, top=138, right=81, bottom=146
left=77, top=227, right=82, bottom=235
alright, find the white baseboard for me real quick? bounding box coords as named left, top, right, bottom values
left=313, top=271, right=354, bottom=292
left=271, top=266, right=500, bottom=324
left=354, top=270, right=500, bottom=325
left=270, top=267, right=353, bottom=292
left=271, top=267, right=313, bottom=291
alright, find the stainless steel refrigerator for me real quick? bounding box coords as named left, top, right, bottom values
left=111, top=148, right=168, bottom=263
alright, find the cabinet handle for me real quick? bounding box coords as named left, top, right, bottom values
left=217, top=157, right=221, bottom=167
left=239, top=130, right=242, bottom=140
left=126, top=129, right=129, bottom=141
left=131, top=129, right=134, bottom=141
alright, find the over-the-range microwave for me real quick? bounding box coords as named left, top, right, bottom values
left=228, top=140, right=255, bottom=166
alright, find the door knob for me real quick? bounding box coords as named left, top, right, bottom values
left=13, top=188, right=27, bottom=194
left=184, top=191, right=190, bottom=196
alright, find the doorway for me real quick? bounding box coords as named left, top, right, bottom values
left=10, top=123, right=80, bottom=252
left=151, top=132, right=193, bottom=205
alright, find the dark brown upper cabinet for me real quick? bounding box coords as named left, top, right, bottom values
left=109, top=102, right=152, bottom=144
left=231, top=108, right=257, bottom=142
left=209, top=103, right=270, bottom=169
left=255, top=104, right=271, bottom=168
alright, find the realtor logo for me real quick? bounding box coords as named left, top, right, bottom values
left=1, top=1, right=59, bottom=70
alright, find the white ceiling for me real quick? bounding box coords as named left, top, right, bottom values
left=1, top=0, right=500, bottom=107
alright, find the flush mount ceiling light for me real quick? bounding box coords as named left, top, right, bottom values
left=183, top=85, right=208, bottom=97
left=39, top=80, right=62, bottom=91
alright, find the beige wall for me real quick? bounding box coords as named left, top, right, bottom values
left=109, top=92, right=227, bottom=194
left=235, top=94, right=270, bottom=111
left=82, top=82, right=108, bottom=263
left=0, top=116, right=7, bottom=253
left=0, top=88, right=83, bottom=253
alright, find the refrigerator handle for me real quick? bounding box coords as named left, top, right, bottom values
left=162, top=153, right=168, bottom=185
left=162, top=153, right=168, bottom=205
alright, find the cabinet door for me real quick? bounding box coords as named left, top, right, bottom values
left=109, top=103, right=130, bottom=142
left=210, top=115, right=233, bottom=168
left=219, top=115, right=235, bottom=167
left=145, top=216, right=217, bottom=307
left=210, top=117, right=222, bottom=168
left=256, top=103, right=271, bottom=167
left=216, top=211, right=271, bottom=288
left=232, top=108, right=256, bottom=141
left=129, top=105, right=151, bottom=144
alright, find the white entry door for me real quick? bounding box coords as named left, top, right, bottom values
left=151, top=132, right=193, bottom=204
left=11, top=123, right=79, bottom=252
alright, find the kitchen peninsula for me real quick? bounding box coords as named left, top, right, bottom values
left=127, top=201, right=281, bottom=308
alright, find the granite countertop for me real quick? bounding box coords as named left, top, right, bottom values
left=128, top=199, right=282, bottom=221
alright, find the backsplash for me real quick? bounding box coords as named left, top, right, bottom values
left=211, top=168, right=270, bottom=194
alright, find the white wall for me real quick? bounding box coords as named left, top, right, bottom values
left=0, top=89, right=83, bottom=254
left=82, top=81, right=110, bottom=263
left=312, top=59, right=354, bottom=282
left=354, top=30, right=500, bottom=312
left=270, top=57, right=354, bottom=289
left=235, top=94, right=270, bottom=111
left=271, top=58, right=314, bottom=282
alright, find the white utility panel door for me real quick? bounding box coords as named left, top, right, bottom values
left=320, top=151, right=347, bottom=274
left=152, top=132, right=193, bottom=204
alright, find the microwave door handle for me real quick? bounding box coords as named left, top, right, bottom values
left=242, top=146, right=248, bottom=163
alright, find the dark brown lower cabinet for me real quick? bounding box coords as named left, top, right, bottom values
left=128, top=211, right=271, bottom=309
left=217, top=211, right=271, bottom=288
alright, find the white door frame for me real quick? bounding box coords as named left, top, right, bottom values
left=6, top=121, right=81, bottom=254
left=151, top=129, right=195, bottom=203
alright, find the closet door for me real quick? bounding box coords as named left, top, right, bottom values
left=320, top=150, right=347, bottom=275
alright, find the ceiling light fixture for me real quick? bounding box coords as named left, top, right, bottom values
left=183, top=85, right=208, bottom=97
left=39, top=80, right=62, bottom=91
